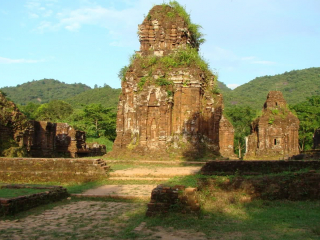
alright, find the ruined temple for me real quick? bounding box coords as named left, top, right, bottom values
left=111, top=4, right=235, bottom=158
left=245, top=91, right=300, bottom=160
left=0, top=92, right=105, bottom=157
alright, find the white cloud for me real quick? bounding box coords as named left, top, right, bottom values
left=25, top=0, right=56, bottom=19
left=32, top=4, right=142, bottom=47
left=227, top=84, right=240, bottom=90
left=0, top=57, right=42, bottom=64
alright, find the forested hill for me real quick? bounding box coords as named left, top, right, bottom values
left=1, top=67, right=319, bottom=110
left=217, top=81, right=232, bottom=93
left=65, top=86, right=121, bottom=109
left=223, top=67, right=320, bottom=110
left=0, top=79, right=91, bottom=105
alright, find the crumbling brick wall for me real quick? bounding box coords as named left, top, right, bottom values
left=245, top=91, right=300, bottom=160
left=0, top=92, right=105, bottom=158
left=111, top=4, right=235, bottom=159
left=0, top=185, right=68, bottom=216
left=0, top=158, right=109, bottom=183
left=146, top=185, right=200, bottom=216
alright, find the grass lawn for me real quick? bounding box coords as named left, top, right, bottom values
left=1, top=197, right=319, bottom=239
left=0, top=188, right=47, bottom=199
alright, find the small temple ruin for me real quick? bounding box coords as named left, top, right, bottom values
left=111, top=4, right=235, bottom=158
left=245, top=91, right=300, bottom=160
left=0, top=92, right=105, bottom=158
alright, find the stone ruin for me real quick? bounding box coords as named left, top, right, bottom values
left=245, top=91, right=300, bottom=160
left=19, top=121, right=106, bottom=158
left=0, top=92, right=105, bottom=158
left=111, top=4, right=235, bottom=159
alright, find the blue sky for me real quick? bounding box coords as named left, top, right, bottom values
left=0, top=0, right=319, bottom=90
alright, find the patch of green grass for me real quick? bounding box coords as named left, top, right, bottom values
left=64, top=180, right=109, bottom=194
left=0, top=188, right=47, bottom=199
left=108, top=162, right=185, bottom=171
left=142, top=199, right=320, bottom=239
left=164, top=174, right=205, bottom=188
left=86, top=136, right=113, bottom=152
left=105, top=179, right=164, bottom=185
left=137, top=76, right=148, bottom=90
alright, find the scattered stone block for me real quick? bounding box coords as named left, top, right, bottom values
left=146, top=185, right=200, bottom=216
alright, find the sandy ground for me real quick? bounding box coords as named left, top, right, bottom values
left=0, top=201, right=208, bottom=240
left=110, top=166, right=201, bottom=177
left=79, top=184, right=157, bottom=198
left=75, top=166, right=201, bottom=198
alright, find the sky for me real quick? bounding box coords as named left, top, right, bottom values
left=0, top=0, right=319, bottom=90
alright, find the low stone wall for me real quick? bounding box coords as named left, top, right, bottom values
left=146, top=185, right=200, bottom=216
left=198, top=173, right=320, bottom=201
left=291, top=150, right=320, bottom=160
left=0, top=185, right=68, bottom=216
left=0, top=158, right=109, bottom=183
left=201, top=160, right=320, bottom=175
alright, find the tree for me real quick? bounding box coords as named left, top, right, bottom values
left=69, top=104, right=117, bottom=141
left=34, top=100, right=73, bottom=122
left=19, top=102, right=40, bottom=120
left=291, top=95, right=320, bottom=151
left=225, top=105, right=257, bottom=158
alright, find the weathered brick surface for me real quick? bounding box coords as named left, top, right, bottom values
left=111, top=4, right=235, bottom=159
left=0, top=185, right=68, bottom=216
left=201, top=160, right=320, bottom=175
left=199, top=173, right=320, bottom=200
left=26, top=121, right=106, bottom=158
left=0, top=158, right=109, bottom=183
left=245, top=91, right=300, bottom=160
left=146, top=185, right=200, bottom=216
left=0, top=92, right=106, bottom=158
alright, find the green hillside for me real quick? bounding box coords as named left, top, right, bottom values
left=2, top=67, right=319, bottom=112
left=0, top=79, right=91, bottom=105
left=65, top=85, right=121, bottom=109
left=217, top=81, right=232, bottom=93
left=223, top=67, right=320, bottom=110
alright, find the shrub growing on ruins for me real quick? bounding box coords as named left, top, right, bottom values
left=163, top=0, right=205, bottom=48
left=118, top=1, right=210, bottom=87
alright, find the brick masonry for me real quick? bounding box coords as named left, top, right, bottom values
left=0, top=158, right=109, bottom=183
left=0, top=185, right=68, bottom=216
left=245, top=91, right=300, bottom=160
left=146, top=185, right=200, bottom=216
left=111, top=4, right=235, bottom=159
left=0, top=92, right=106, bottom=158
left=200, top=160, right=320, bottom=175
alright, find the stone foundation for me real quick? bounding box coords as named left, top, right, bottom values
left=0, top=185, right=68, bottom=216
left=146, top=185, right=200, bottom=216
left=0, top=158, right=109, bottom=183
left=200, top=160, right=320, bottom=175
left=199, top=173, right=320, bottom=201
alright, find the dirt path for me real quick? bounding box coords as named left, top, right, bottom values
left=73, top=166, right=201, bottom=199
left=77, top=184, right=157, bottom=199
left=0, top=201, right=207, bottom=239
left=109, top=166, right=201, bottom=177
left=0, top=163, right=207, bottom=239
